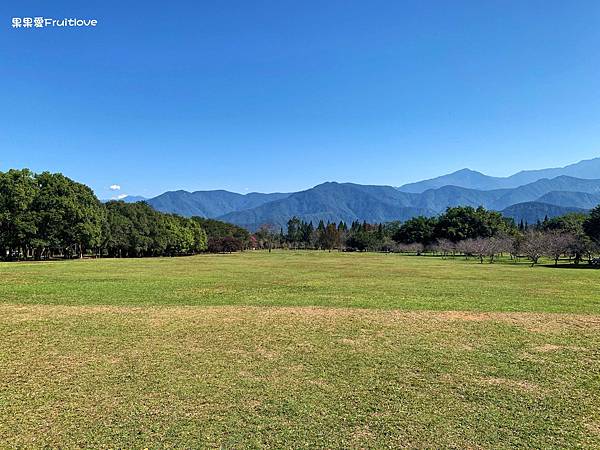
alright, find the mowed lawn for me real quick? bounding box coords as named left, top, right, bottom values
left=2, top=251, right=600, bottom=312
left=1, top=252, right=600, bottom=448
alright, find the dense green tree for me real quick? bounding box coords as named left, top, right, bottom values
left=191, top=217, right=249, bottom=244
left=286, top=216, right=304, bottom=247
left=317, top=222, right=340, bottom=251
left=301, top=221, right=314, bottom=244
left=103, top=201, right=134, bottom=257
left=435, top=206, right=512, bottom=242
left=393, top=216, right=437, bottom=245
left=346, top=229, right=376, bottom=251
left=583, top=206, right=600, bottom=244
left=0, top=169, right=38, bottom=258
left=103, top=202, right=207, bottom=257
left=0, top=169, right=217, bottom=260
left=32, top=172, right=105, bottom=258
left=543, top=212, right=586, bottom=234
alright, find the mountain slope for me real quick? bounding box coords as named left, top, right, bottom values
left=147, top=190, right=290, bottom=217
left=535, top=191, right=600, bottom=209
left=501, top=202, right=588, bottom=224
left=490, top=176, right=600, bottom=210
left=399, top=169, right=508, bottom=193
left=217, top=182, right=435, bottom=230
left=413, top=185, right=508, bottom=211
left=398, top=157, right=600, bottom=193
left=397, top=176, right=600, bottom=212
left=508, top=157, right=600, bottom=186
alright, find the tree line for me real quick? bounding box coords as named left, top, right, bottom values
left=251, top=206, right=600, bottom=266
left=0, top=169, right=248, bottom=260
left=252, top=207, right=513, bottom=252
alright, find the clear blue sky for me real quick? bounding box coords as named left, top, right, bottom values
left=1, top=1, right=599, bottom=199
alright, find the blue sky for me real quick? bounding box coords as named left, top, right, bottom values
left=1, top=1, right=599, bottom=199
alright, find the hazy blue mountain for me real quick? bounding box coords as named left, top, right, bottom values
left=217, top=182, right=435, bottom=230
left=121, top=195, right=147, bottom=203
left=398, top=157, right=600, bottom=193
left=101, top=195, right=146, bottom=203
left=147, top=190, right=290, bottom=217
left=501, top=202, right=588, bottom=224
left=413, top=185, right=508, bottom=211
left=508, top=157, right=600, bottom=186
left=490, top=176, right=600, bottom=210
left=405, top=176, right=600, bottom=211
left=535, top=191, right=600, bottom=209
left=395, top=176, right=600, bottom=212
left=399, top=169, right=509, bottom=193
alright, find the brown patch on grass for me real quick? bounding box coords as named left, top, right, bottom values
left=479, top=377, right=540, bottom=392
left=308, top=379, right=329, bottom=388
left=255, top=347, right=278, bottom=359
left=533, top=343, right=585, bottom=353
left=535, top=344, right=562, bottom=352
left=521, top=315, right=600, bottom=333
left=585, top=421, right=600, bottom=436
left=237, top=370, right=264, bottom=382
left=351, top=425, right=375, bottom=445
left=3, top=304, right=600, bottom=330
left=246, top=399, right=262, bottom=409
left=431, top=311, right=490, bottom=322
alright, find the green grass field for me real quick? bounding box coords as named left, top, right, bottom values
left=1, top=252, right=599, bottom=448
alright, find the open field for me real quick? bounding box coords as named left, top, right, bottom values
left=1, top=252, right=600, bottom=447
left=2, top=251, right=600, bottom=312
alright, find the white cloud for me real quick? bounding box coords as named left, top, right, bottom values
left=116, top=194, right=128, bottom=200
left=109, top=184, right=121, bottom=191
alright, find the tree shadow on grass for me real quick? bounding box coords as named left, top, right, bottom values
left=541, top=263, right=600, bottom=270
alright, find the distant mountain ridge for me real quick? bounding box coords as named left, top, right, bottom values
left=398, top=157, right=600, bottom=193
left=130, top=157, right=600, bottom=230
left=101, top=195, right=147, bottom=204
left=215, top=176, right=600, bottom=229
left=121, top=195, right=147, bottom=203
left=536, top=191, right=600, bottom=209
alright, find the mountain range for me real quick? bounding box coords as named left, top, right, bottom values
left=135, top=157, right=600, bottom=230
left=398, top=157, right=600, bottom=192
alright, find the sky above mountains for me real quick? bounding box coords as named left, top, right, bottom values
left=1, top=1, right=600, bottom=200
